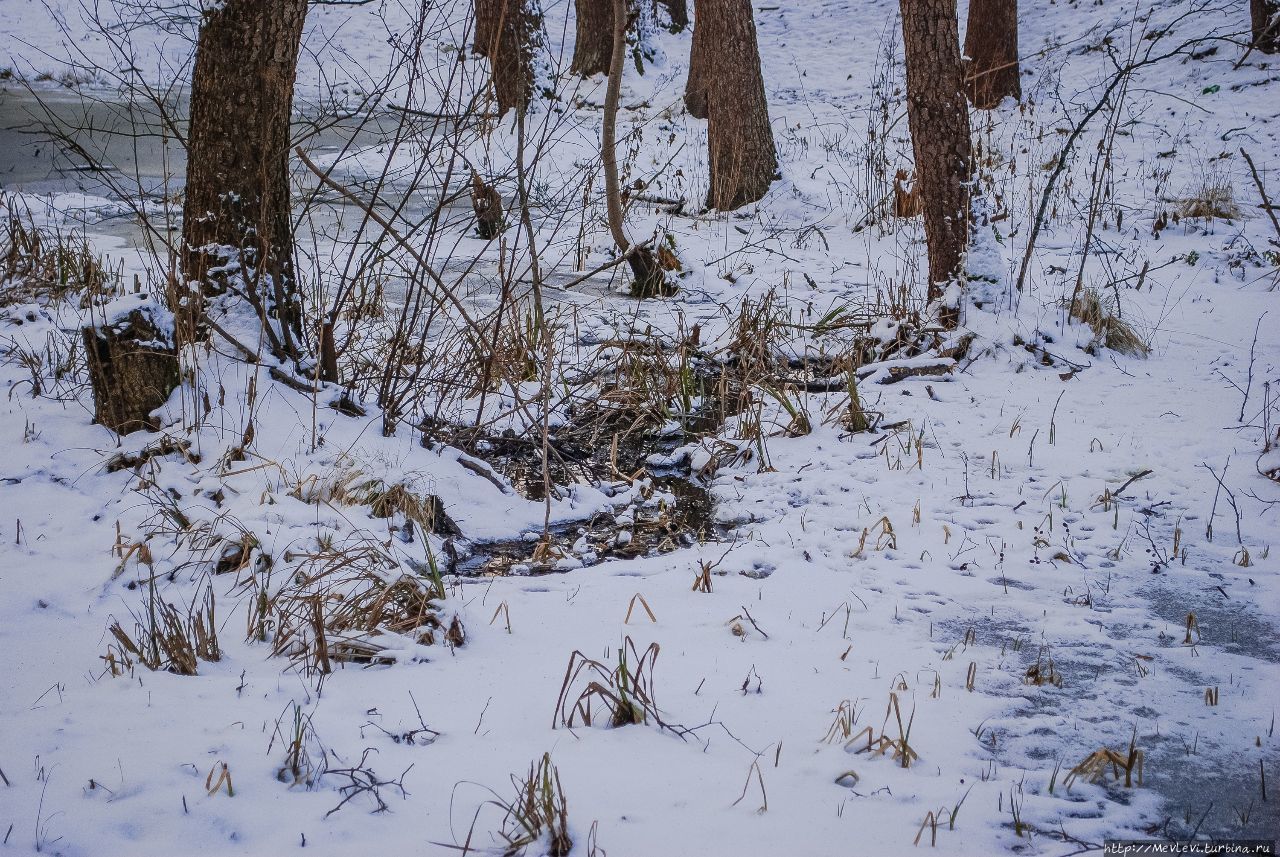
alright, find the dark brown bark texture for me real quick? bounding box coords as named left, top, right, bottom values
left=657, top=0, right=688, bottom=32
left=900, top=0, right=973, bottom=315
left=572, top=0, right=617, bottom=76
left=683, top=1, right=711, bottom=118
left=687, top=0, right=778, bottom=210
left=83, top=307, right=179, bottom=434
left=1253, top=0, right=1280, bottom=53
left=180, top=0, right=307, bottom=347
left=474, top=0, right=542, bottom=116
left=963, top=0, right=1020, bottom=108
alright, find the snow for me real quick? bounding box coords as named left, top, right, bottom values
left=1, top=0, right=1278, bottom=855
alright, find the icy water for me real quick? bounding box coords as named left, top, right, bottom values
left=0, top=83, right=636, bottom=304
left=0, top=84, right=454, bottom=246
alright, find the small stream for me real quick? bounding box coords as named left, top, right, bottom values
left=2, top=82, right=723, bottom=576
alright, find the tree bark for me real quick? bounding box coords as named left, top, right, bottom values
left=657, top=0, right=688, bottom=32
left=963, top=0, right=1020, bottom=108
left=474, top=0, right=544, bottom=117
left=83, top=307, right=179, bottom=434
left=180, top=0, right=307, bottom=358
left=687, top=0, right=778, bottom=210
left=572, top=0, right=616, bottom=77
left=1252, top=0, right=1280, bottom=53
left=900, top=0, right=972, bottom=325
left=683, top=0, right=711, bottom=118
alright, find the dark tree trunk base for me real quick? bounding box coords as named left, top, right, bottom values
left=572, top=0, right=615, bottom=76
left=83, top=307, right=180, bottom=435
left=470, top=171, right=506, bottom=239
left=658, top=0, right=688, bottom=32
left=181, top=0, right=307, bottom=362
left=474, top=0, right=543, bottom=117
left=689, top=0, right=778, bottom=210
left=627, top=248, right=674, bottom=298
left=900, top=0, right=973, bottom=324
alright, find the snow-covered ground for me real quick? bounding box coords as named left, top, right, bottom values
left=1, top=1, right=1277, bottom=855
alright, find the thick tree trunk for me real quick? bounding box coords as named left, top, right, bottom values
left=1252, top=0, right=1280, bottom=53
left=900, top=0, right=973, bottom=325
left=657, top=0, right=688, bottom=32
left=83, top=307, right=179, bottom=434
left=474, top=0, right=544, bottom=116
left=180, top=0, right=307, bottom=358
left=963, top=0, right=1020, bottom=108
left=572, top=0, right=616, bottom=77
left=683, top=1, right=711, bottom=118
left=687, top=0, right=778, bottom=210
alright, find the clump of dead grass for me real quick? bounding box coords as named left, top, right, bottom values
left=294, top=465, right=459, bottom=536
left=553, top=637, right=684, bottom=734
left=269, top=536, right=461, bottom=673
left=1, top=210, right=118, bottom=308
left=104, top=584, right=221, bottom=676
left=1064, top=734, right=1145, bottom=790
left=497, top=753, right=574, bottom=857
left=1070, top=289, right=1150, bottom=357
left=1175, top=171, right=1241, bottom=221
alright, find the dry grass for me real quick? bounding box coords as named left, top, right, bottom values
left=1176, top=171, right=1241, bottom=221
left=846, top=692, right=919, bottom=768
left=269, top=536, right=457, bottom=673
left=105, top=584, right=221, bottom=676
left=496, top=753, right=574, bottom=857
left=553, top=637, right=683, bottom=733
left=1064, top=731, right=1145, bottom=790
left=1, top=211, right=117, bottom=308
left=1070, top=289, right=1150, bottom=357
left=305, top=468, right=460, bottom=537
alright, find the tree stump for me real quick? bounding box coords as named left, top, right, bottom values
left=83, top=306, right=180, bottom=434
left=470, top=170, right=506, bottom=239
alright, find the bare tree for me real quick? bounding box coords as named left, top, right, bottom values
left=964, top=0, right=1020, bottom=108
left=474, top=0, right=545, bottom=116
left=899, top=0, right=972, bottom=326
left=180, top=0, right=308, bottom=359
left=603, top=0, right=668, bottom=296
left=1252, top=0, right=1280, bottom=53
left=686, top=0, right=778, bottom=210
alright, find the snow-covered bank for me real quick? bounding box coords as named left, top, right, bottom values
left=1, top=0, right=1278, bottom=854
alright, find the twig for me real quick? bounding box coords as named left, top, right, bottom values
left=1110, top=469, right=1153, bottom=499
left=1241, top=149, right=1280, bottom=243
left=294, top=146, right=484, bottom=337
left=737, top=606, right=770, bottom=639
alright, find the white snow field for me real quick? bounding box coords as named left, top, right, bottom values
left=0, top=1, right=1277, bottom=855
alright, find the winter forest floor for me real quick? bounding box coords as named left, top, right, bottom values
left=0, top=0, right=1278, bottom=855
